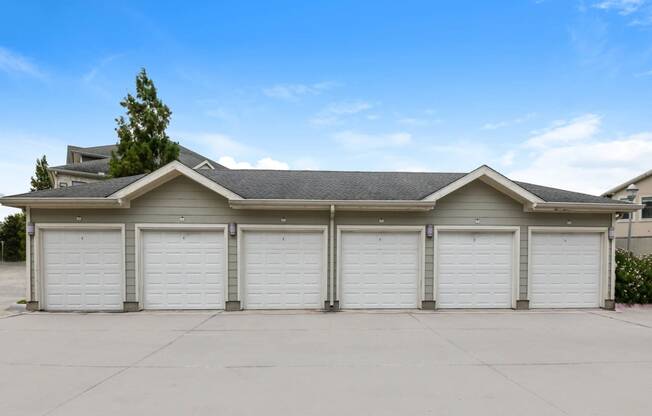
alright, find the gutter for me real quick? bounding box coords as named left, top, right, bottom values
left=0, top=197, right=127, bottom=209
left=229, top=199, right=436, bottom=211
left=531, top=202, right=644, bottom=213
left=48, top=168, right=107, bottom=179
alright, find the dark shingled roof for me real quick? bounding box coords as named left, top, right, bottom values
left=8, top=175, right=145, bottom=198
left=515, top=181, right=626, bottom=204
left=199, top=169, right=466, bottom=200
left=4, top=168, right=626, bottom=204
left=50, top=158, right=110, bottom=174
left=53, top=144, right=226, bottom=174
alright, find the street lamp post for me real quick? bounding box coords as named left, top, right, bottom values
left=626, top=183, right=639, bottom=252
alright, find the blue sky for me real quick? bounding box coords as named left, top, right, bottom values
left=2, top=0, right=652, bottom=218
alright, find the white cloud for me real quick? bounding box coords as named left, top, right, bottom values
left=500, top=150, right=516, bottom=167
left=481, top=113, right=536, bottom=130
left=81, top=54, right=123, bottom=84
left=178, top=132, right=253, bottom=157
left=524, top=114, right=601, bottom=148
left=310, top=100, right=374, bottom=125
left=0, top=46, right=44, bottom=78
left=333, top=131, right=411, bottom=151
left=263, top=81, right=339, bottom=100
left=510, top=133, right=652, bottom=195
left=0, top=131, right=66, bottom=220
left=217, top=156, right=289, bottom=170
left=593, top=0, right=644, bottom=15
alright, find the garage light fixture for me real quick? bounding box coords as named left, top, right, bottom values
left=75, top=216, right=82, bottom=222
left=280, top=217, right=287, bottom=223
left=608, top=227, right=615, bottom=240
left=27, top=223, right=35, bottom=236
left=474, top=218, right=480, bottom=224
left=229, top=223, right=237, bottom=236
left=179, top=216, right=185, bottom=222
left=426, top=224, right=434, bottom=238
left=378, top=218, right=384, bottom=223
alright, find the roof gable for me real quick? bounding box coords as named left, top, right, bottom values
left=109, top=161, right=242, bottom=201
left=422, top=165, right=544, bottom=205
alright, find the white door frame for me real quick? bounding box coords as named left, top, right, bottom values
left=527, top=226, right=609, bottom=308
left=434, top=225, right=521, bottom=309
left=135, top=223, right=229, bottom=309
left=237, top=224, right=329, bottom=309
left=35, top=223, right=126, bottom=310
left=337, top=225, right=426, bottom=308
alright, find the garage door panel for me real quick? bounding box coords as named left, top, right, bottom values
left=341, top=231, right=420, bottom=309
left=243, top=230, right=324, bottom=309
left=42, top=229, right=123, bottom=311
left=530, top=232, right=601, bottom=308
left=437, top=232, right=514, bottom=309
left=142, top=229, right=225, bottom=310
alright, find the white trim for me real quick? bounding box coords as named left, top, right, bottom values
left=110, top=160, right=243, bottom=201
left=611, top=215, right=617, bottom=300
left=532, top=201, right=642, bottom=213
left=34, top=223, right=126, bottom=311
left=422, top=165, right=544, bottom=204
left=229, top=199, right=435, bottom=211
left=25, top=207, right=31, bottom=301
left=527, top=226, right=609, bottom=308
left=134, top=223, right=229, bottom=310
left=329, top=205, right=335, bottom=307
left=433, top=225, right=520, bottom=309
left=236, top=224, right=329, bottom=310
left=336, top=225, right=426, bottom=309
left=193, top=160, right=215, bottom=170
left=0, top=198, right=124, bottom=209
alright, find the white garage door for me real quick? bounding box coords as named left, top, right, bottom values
left=340, top=231, right=419, bottom=309
left=530, top=232, right=602, bottom=308
left=437, top=232, right=514, bottom=308
left=142, top=229, right=226, bottom=309
left=42, top=228, right=123, bottom=311
left=243, top=230, right=324, bottom=309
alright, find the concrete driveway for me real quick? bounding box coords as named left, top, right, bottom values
left=1, top=310, right=652, bottom=416
left=0, top=262, right=26, bottom=316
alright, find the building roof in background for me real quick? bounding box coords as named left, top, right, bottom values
left=602, top=168, right=652, bottom=197
left=53, top=143, right=226, bottom=175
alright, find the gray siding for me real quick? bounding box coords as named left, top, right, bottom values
left=30, top=176, right=612, bottom=307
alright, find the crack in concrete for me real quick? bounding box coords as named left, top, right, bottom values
left=40, top=312, right=220, bottom=416
left=408, top=312, right=570, bottom=416
left=588, top=311, right=652, bottom=329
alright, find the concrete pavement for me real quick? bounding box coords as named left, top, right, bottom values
left=1, top=310, right=651, bottom=415
left=0, top=262, right=26, bottom=316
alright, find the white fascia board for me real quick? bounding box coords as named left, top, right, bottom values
left=422, top=165, right=544, bottom=204
left=47, top=168, right=106, bottom=179
left=109, top=160, right=243, bottom=201
left=0, top=197, right=125, bottom=209
left=531, top=202, right=645, bottom=213
left=229, top=199, right=436, bottom=211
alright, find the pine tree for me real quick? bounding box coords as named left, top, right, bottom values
left=30, top=155, right=53, bottom=191
left=109, top=68, right=179, bottom=177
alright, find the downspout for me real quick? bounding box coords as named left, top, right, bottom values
left=25, top=206, right=31, bottom=301
left=329, top=204, right=335, bottom=307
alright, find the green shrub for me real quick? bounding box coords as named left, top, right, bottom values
left=615, top=249, right=652, bottom=304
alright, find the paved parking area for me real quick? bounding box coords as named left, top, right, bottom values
left=1, top=310, right=651, bottom=416
left=0, top=262, right=25, bottom=316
